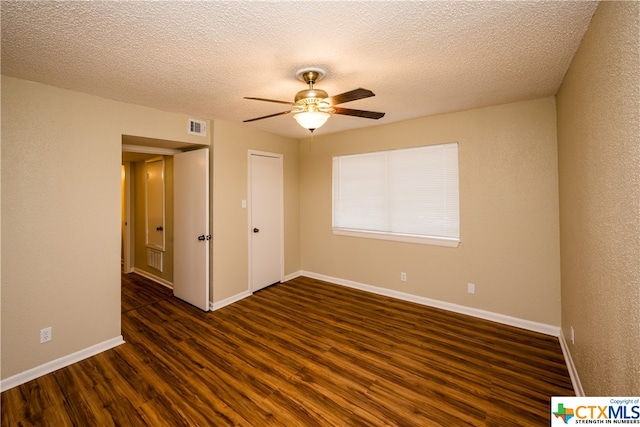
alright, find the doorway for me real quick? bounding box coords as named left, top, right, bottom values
left=249, top=151, right=284, bottom=292
left=121, top=135, right=209, bottom=293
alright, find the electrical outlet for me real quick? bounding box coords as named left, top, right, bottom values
left=467, top=283, right=476, bottom=294
left=400, top=272, right=407, bottom=282
left=570, top=326, right=575, bottom=344
left=40, top=327, right=52, bottom=343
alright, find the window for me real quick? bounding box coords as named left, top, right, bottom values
left=332, top=142, right=459, bottom=247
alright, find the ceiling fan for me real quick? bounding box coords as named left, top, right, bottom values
left=243, top=67, right=385, bottom=133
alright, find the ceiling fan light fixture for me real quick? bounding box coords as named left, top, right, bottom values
left=294, top=111, right=330, bottom=133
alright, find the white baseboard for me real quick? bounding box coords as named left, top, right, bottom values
left=210, top=290, right=252, bottom=311
left=297, top=271, right=561, bottom=337
left=0, top=336, right=125, bottom=392
left=558, top=330, right=584, bottom=396
left=283, top=271, right=303, bottom=282
left=132, top=268, right=173, bottom=289
left=209, top=272, right=303, bottom=311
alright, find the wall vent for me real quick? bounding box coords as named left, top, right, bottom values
left=188, top=118, right=207, bottom=136
left=146, top=248, right=163, bottom=272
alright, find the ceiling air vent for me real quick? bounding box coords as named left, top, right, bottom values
left=188, top=118, right=207, bottom=136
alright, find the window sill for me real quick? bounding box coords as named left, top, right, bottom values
left=332, top=228, right=460, bottom=248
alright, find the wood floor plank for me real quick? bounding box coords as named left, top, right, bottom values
left=120, top=270, right=172, bottom=313
left=2, top=274, right=574, bottom=426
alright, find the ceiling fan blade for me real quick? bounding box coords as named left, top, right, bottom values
left=334, top=107, right=385, bottom=120
left=244, top=97, right=294, bottom=105
left=327, top=88, right=375, bottom=105
left=243, top=110, right=292, bottom=122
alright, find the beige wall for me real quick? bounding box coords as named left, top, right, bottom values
left=132, top=156, right=174, bottom=284
left=211, top=120, right=300, bottom=303
left=557, top=2, right=640, bottom=395
left=300, top=97, right=561, bottom=325
left=1, top=76, right=210, bottom=379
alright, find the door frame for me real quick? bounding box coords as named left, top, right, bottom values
left=247, top=150, right=284, bottom=292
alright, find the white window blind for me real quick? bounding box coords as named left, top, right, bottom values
left=332, top=143, right=459, bottom=247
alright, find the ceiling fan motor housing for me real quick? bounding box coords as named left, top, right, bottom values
left=294, top=92, right=334, bottom=114
left=294, top=88, right=329, bottom=104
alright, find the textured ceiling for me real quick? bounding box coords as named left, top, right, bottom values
left=1, top=1, right=597, bottom=139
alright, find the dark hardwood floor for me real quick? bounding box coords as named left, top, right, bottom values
left=121, top=270, right=173, bottom=313
left=2, top=274, right=573, bottom=426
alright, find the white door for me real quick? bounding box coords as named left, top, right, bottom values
left=174, top=148, right=210, bottom=311
left=121, top=163, right=133, bottom=273
left=250, top=152, right=283, bottom=292
left=145, top=158, right=165, bottom=250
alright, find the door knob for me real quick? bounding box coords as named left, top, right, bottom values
left=253, top=228, right=260, bottom=233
